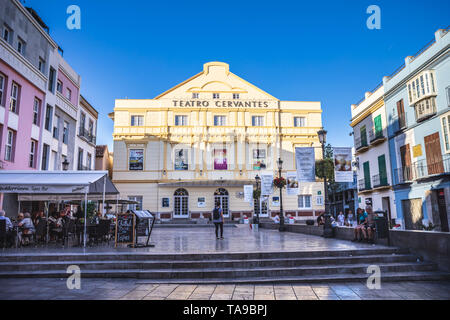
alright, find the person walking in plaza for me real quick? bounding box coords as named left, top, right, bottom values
left=212, top=202, right=224, bottom=240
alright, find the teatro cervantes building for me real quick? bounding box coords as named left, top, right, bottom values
left=110, top=62, right=325, bottom=221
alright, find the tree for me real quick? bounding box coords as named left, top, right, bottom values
left=315, top=143, right=334, bottom=183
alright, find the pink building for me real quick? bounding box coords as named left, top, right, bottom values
left=0, top=60, right=45, bottom=170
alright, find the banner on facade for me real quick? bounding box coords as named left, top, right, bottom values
left=295, top=147, right=315, bottom=182
left=333, top=147, right=353, bottom=183
left=213, top=149, right=227, bottom=170
left=286, top=171, right=299, bottom=195
left=129, top=149, right=144, bottom=170
left=261, top=174, right=274, bottom=196
left=174, top=149, right=188, bottom=170
left=243, top=185, right=253, bottom=202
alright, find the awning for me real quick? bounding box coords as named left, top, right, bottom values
left=0, top=170, right=118, bottom=195
left=158, top=179, right=255, bottom=188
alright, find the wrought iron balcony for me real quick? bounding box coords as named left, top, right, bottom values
left=414, top=155, right=450, bottom=179
left=372, top=173, right=389, bottom=188
left=355, top=136, right=369, bottom=153
left=78, top=127, right=96, bottom=144
left=358, top=178, right=371, bottom=192
left=394, top=166, right=414, bottom=184
left=369, top=128, right=386, bottom=145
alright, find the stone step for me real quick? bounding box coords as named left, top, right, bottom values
left=0, top=262, right=437, bottom=279
left=133, top=271, right=450, bottom=284
left=0, top=247, right=408, bottom=263
left=0, top=254, right=419, bottom=271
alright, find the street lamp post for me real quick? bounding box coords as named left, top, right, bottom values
left=317, top=129, right=333, bottom=238
left=277, top=158, right=286, bottom=232
left=254, top=175, right=261, bottom=226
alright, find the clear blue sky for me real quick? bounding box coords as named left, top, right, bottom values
left=23, top=0, right=450, bottom=150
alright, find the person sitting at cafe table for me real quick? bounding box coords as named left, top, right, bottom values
left=17, top=212, right=35, bottom=245
left=0, top=210, right=14, bottom=247
left=51, top=211, right=68, bottom=242
left=92, top=210, right=103, bottom=225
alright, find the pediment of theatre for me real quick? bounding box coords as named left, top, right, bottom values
left=154, top=61, right=278, bottom=102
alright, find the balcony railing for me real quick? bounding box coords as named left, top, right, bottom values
left=78, top=127, right=96, bottom=144
left=77, top=165, right=92, bottom=171
left=372, top=174, right=389, bottom=188
left=391, top=112, right=408, bottom=133
left=369, top=128, right=385, bottom=144
left=394, top=155, right=449, bottom=184
left=355, top=136, right=369, bottom=152
left=358, top=178, right=371, bottom=192
left=414, top=155, right=450, bottom=179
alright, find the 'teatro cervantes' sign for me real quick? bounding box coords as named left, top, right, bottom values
left=172, top=100, right=273, bottom=108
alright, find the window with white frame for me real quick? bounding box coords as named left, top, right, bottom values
left=45, top=105, right=53, bottom=131
left=87, top=152, right=92, bottom=170
left=41, top=144, right=50, bottom=170
left=294, top=116, right=306, bottom=127
left=298, top=195, right=312, bottom=209
left=66, top=88, right=72, bottom=101
left=33, top=98, right=40, bottom=126
left=131, top=115, right=144, bottom=126
left=441, top=113, right=450, bottom=153
left=446, top=86, right=450, bottom=107
left=213, top=93, right=220, bottom=99
left=128, top=196, right=143, bottom=211
left=63, top=121, right=69, bottom=144
left=17, top=37, right=25, bottom=55
left=9, top=82, right=19, bottom=113
left=252, top=116, right=264, bottom=126
left=233, top=93, right=240, bottom=99
left=175, top=115, right=188, bottom=126
left=0, top=73, right=5, bottom=106
left=57, top=80, right=63, bottom=93
left=214, top=115, right=226, bottom=126
left=29, top=140, right=37, bottom=168
left=5, top=130, right=14, bottom=161
left=3, top=25, right=11, bottom=43
left=38, top=58, right=45, bottom=73
left=192, top=93, right=199, bottom=99
left=53, top=115, right=60, bottom=139
left=407, top=70, right=437, bottom=105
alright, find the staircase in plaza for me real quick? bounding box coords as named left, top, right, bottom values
left=0, top=247, right=449, bottom=283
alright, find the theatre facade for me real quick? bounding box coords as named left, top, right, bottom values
left=110, top=62, right=325, bottom=221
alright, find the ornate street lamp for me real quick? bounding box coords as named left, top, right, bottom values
left=254, top=174, right=261, bottom=226
left=62, top=159, right=69, bottom=171
left=317, top=129, right=333, bottom=238
left=277, top=157, right=286, bottom=232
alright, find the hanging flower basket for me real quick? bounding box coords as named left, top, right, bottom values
left=273, top=177, right=286, bottom=189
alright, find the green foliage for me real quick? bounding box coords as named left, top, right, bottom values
left=418, top=221, right=435, bottom=231
left=253, top=189, right=261, bottom=200
left=315, top=158, right=335, bottom=182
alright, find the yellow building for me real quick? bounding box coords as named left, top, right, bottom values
left=110, top=62, right=324, bottom=221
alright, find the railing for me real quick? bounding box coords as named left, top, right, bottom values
left=394, top=155, right=450, bottom=184
left=358, top=178, right=371, bottom=192
left=372, top=174, right=388, bottom=188
left=77, top=165, right=91, bottom=171
left=391, top=112, right=408, bottom=133
left=414, top=155, right=450, bottom=179
left=355, top=136, right=369, bottom=151
left=78, top=127, right=96, bottom=144
left=368, top=128, right=385, bottom=143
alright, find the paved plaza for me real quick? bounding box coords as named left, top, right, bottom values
left=0, top=278, right=449, bottom=300
left=2, top=225, right=385, bottom=255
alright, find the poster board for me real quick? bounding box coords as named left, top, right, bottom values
left=115, top=213, right=136, bottom=247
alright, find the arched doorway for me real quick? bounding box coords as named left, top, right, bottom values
left=174, top=188, right=189, bottom=218
left=214, top=188, right=229, bottom=217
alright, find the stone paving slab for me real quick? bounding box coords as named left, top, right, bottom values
left=1, top=226, right=388, bottom=255
left=0, top=279, right=449, bottom=300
